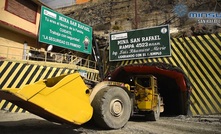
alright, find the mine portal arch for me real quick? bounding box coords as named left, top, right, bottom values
left=107, top=62, right=191, bottom=116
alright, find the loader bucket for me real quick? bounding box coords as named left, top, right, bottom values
left=0, top=73, right=93, bottom=125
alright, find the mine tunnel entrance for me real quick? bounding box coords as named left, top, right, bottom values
left=155, top=74, right=188, bottom=116
left=107, top=63, right=191, bottom=116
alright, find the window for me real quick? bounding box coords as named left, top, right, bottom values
left=5, top=0, right=38, bottom=24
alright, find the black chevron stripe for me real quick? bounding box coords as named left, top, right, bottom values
left=192, top=36, right=220, bottom=79
left=1, top=62, right=19, bottom=88
left=26, top=65, right=40, bottom=84
left=7, top=64, right=26, bottom=88
left=9, top=103, right=15, bottom=112
left=0, top=62, right=12, bottom=80
left=61, top=68, right=68, bottom=75
left=200, top=35, right=220, bottom=65
left=171, top=38, right=189, bottom=70
left=52, top=68, right=61, bottom=77
left=1, top=100, right=9, bottom=110
left=35, top=66, right=47, bottom=82
left=16, top=64, right=35, bottom=87
left=43, top=67, right=53, bottom=79
left=0, top=61, right=3, bottom=67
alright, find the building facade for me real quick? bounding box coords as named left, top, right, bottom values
left=0, top=0, right=46, bottom=60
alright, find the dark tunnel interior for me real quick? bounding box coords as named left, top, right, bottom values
left=154, top=74, right=187, bottom=116
left=108, top=65, right=189, bottom=116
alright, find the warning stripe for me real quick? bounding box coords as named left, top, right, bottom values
left=186, top=38, right=219, bottom=112
left=0, top=61, right=99, bottom=113
left=181, top=35, right=220, bottom=114
left=111, top=33, right=220, bottom=115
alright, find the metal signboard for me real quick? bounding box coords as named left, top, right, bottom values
left=39, top=6, right=92, bottom=54
left=109, top=25, right=171, bottom=61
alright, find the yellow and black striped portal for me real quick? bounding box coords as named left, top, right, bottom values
left=107, top=33, right=220, bottom=116
left=0, top=61, right=99, bottom=113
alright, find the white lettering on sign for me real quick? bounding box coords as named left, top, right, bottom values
left=50, top=29, right=60, bottom=36
left=119, top=44, right=135, bottom=49
left=78, top=24, right=90, bottom=32
left=141, top=35, right=161, bottom=41
left=70, top=20, right=77, bottom=26
left=59, top=28, right=72, bottom=35
left=118, top=39, right=129, bottom=45
left=130, top=38, right=140, bottom=43
left=150, top=52, right=162, bottom=56
left=49, top=36, right=65, bottom=44
left=59, top=16, right=69, bottom=23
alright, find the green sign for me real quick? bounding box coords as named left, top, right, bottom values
left=39, top=6, right=92, bottom=54
left=109, top=25, right=171, bottom=61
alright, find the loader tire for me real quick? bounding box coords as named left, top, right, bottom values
left=91, top=86, right=131, bottom=129
left=146, top=95, right=160, bottom=121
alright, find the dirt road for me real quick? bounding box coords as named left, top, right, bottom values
left=0, top=110, right=220, bottom=134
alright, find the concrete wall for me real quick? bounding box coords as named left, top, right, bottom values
left=0, top=27, right=38, bottom=59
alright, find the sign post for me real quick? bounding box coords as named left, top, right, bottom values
left=109, top=25, right=171, bottom=61
left=39, top=6, right=92, bottom=54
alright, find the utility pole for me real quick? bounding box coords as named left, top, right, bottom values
left=134, top=0, right=138, bottom=29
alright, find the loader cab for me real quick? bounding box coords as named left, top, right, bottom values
left=132, top=75, right=159, bottom=111
left=135, top=77, right=151, bottom=88
left=134, top=75, right=157, bottom=90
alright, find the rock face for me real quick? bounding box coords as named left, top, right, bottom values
left=57, top=0, right=220, bottom=38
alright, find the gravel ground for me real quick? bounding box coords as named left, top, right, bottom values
left=0, top=110, right=220, bottom=134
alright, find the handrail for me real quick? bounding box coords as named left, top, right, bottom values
left=0, top=45, right=97, bottom=70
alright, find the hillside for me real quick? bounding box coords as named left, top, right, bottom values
left=57, top=0, right=221, bottom=41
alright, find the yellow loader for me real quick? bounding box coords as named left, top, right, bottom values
left=0, top=72, right=163, bottom=129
